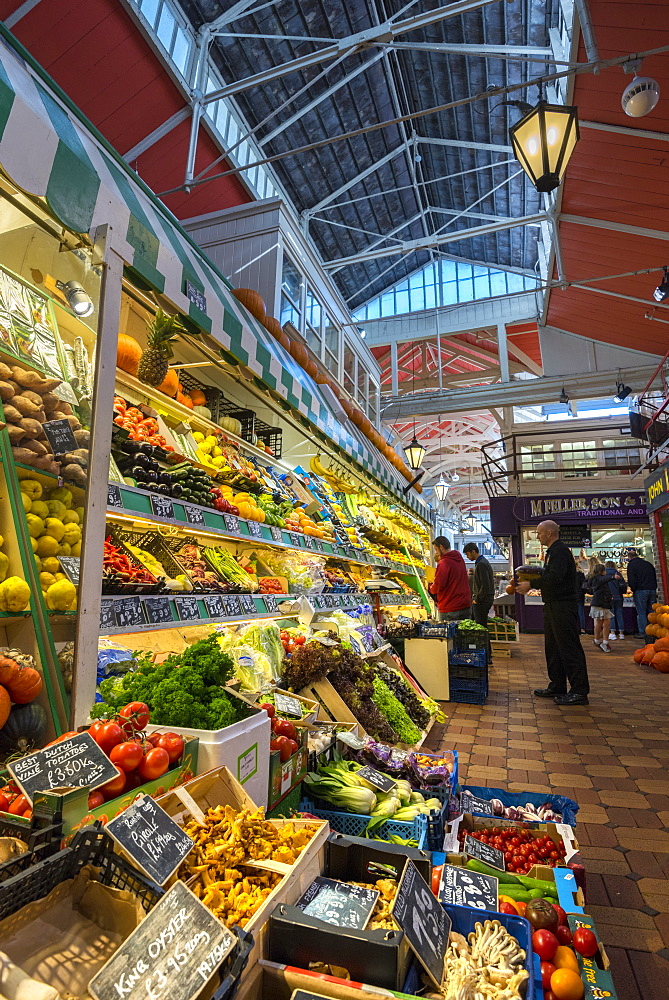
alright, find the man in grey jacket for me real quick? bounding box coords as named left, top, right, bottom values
left=463, top=542, right=495, bottom=626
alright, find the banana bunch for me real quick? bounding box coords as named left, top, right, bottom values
left=309, top=454, right=357, bottom=493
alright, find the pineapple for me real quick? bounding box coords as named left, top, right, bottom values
left=137, top=308, right=186, bottom=386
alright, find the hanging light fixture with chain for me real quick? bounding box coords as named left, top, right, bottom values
left=403, top=341, right=427, bottom=470
left=507, top=84, right=580, bottom=193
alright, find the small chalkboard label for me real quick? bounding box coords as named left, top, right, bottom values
left=313, top=538, right=323, bottom=552
left=224, top=514, right=239, bottom=534
left=143, top=596, right=173, bottom=625
left=186, top=280, right=207, bottom=315
left=344, top=546, right=355, bottom=560
left=114, top=596, right=146, bottom=629
left=106, top=794, right=195, bottom=885
left=204, top=595, right=225, bottom=619
left=336, top=730, right=366, bottom=751
left=439, top=864, right=498, bottom=912
left=43, top=418, right=77, bottom=455
left=391, top=860, right=450, bottom=989
left=274, top=692, right=303, bottom=718
left=100, top=600, right=114, bottom=631
left=88, top=880, right=235, bottom=1000
left=356, top=765, right=396, bottom=793
left=264, top=595, right=279, bottom=614
left=224, top=595, right=242, bottom=618
left=270, top=526, right=283, bottom=542
left=247, top=518, right=262, bottom=537
left=240, top=594, right=256, bottom=615
left=303, top=535, right=314, bottom=550
left=464, top=834, right=506, bottom=871
left=461, top=792, right=494, bottom=817
left=185, top=504, right=205, bottom=525
left=175, top=595, right=200, bottom=621
left=289, top=532, right=301, bottom=548
left=297, top=877, right=379, bottom=930
left=9, top=732, right=119, bottom=804
left=107, top=483, right=123, bottom=508
left=58, top=555, right=80, bottom=585
left=150, top=494, right=174, bottom=519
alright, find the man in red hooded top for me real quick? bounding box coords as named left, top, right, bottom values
left=428, top=536, right=471, bottom=621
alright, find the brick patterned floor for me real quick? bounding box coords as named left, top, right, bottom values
left=424, top=633, right=669, bottom=999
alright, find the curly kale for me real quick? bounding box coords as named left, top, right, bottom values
left=372, top=677, right=422, bottom=745
left=377, top=664, right=430, bottom=729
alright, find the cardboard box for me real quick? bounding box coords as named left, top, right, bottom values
left=240, top=961, right=416, bottom=1000
left=268, top=727, right=309, bottom=810
left=567, top=913, right=618, bottom=1000
left=445, top=813, right=580, bottom=864
left=31, top=736, right=199, bottom=846
left=256, top=687, right=319, bottom=724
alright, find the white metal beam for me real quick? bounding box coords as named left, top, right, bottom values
left=305, top=143, right=410, bottom=216
left=416, top=134, right=513, bottom=154
left=429, top=205, right=515, bottom=224
left=560, top=214, right=669, bottom=242
left=4, top=0, right=42, bottom=28
left=323, top=214, right=546, bottom=268
left=496, top=322, right=510, bottom=383
left=123, top=106, right=191, bottom=162
left=580, top=120, right=669, bottom=143
left=208, top=0, right=283, bottom=30
left=389, top=42, right=555, bottom=61
left=328, top=211, right=426, bottom=274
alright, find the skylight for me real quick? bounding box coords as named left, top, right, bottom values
left=354, top=259, right=539, bottom=322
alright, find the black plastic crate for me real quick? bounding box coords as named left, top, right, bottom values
left=454, top=626, right=488, bottom=650
left=254, top=417, right=282, bottom=459
left=0, top=813, right=62, bottom=883
left=210, top=394, right=256, bottom=440
left=177, top=369, right=224, bottom=417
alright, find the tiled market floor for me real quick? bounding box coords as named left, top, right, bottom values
left=424, top=633, right=669, bottom=999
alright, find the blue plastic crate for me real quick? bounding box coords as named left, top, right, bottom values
left=402, top=902, right=535, bottom=998
left=449, top=679, right=488, bottom=705
left=419, top=620, right=456, bottom=638
left=449, top=649, right=487, bottom=668
left=298, top=798, right=428, bottom=849
left=459, top=785, right=579, bottom=827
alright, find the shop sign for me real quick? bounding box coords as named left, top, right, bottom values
left=490, top=493, right=647, bottom=532
left=185, top=279, right=207, bottom=315
left=645, top=462, right=669, bottom=513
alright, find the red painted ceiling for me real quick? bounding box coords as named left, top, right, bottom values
left=1, top=0, right=250, bottom=219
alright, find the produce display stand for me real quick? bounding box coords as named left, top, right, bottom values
left=402, top=637, right=452, bottom=700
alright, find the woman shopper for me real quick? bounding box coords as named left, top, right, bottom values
left=605, top=560, right=627, bottom=640
left=574, top=556, right=587, bottom=634
left=586, top=563, right=614, bottom=652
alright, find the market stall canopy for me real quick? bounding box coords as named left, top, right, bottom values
left=0, top=27, right=420, bottom=510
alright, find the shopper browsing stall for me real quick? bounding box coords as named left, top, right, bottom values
left=516, top=520, right=590, bottom=705
left=585, top=564, right=613, bottom=652
left=626, top=548, right=658, bottom=638
left=605, top=561, right=627, bottom=640
left=463, top=542, right=495, bottom=626
left=428, top=537, right=471, bottom=622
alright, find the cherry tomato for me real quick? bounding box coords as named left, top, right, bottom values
left=92, top=720, right=124, bottom=755
left=499, top=902, right=518, bottom=915
left=110, top=741, right=144, bottom=773
left=533, top=929, right=558, bottom=961
left=541, top=962, right=557, bottom=990
left=0, top=794, right=10, bottom=813
left=550, top=968, right=584, bottom=1000
left=259, top=702, right=275, bottom=719
left=155, top=733, right=185, bottom=764
left=88, top=790, right=105, bottom=809
left=572, top=927, right=598, bottom=957
left=8, top=795, right=28, bottom=816
left=100, top=767, right=126, bottom=801
left=550, top=850, right=560, bottom=860
left=119, top=702, right=150, bottom=735
left=294, top=635, right=306, bottom=645
left=138, top=747, right=169, bottom=781
left=556, top=925, right=573, bottom=946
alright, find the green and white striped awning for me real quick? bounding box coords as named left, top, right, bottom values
left=0, top=28, right=425, bottom=516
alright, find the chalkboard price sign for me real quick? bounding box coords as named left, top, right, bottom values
left=100, top=600, right=115, bottom=631
left=439, top=864, right=498, bottom=912
left=106, top=794, right=195, bottom=885
left=43, top=418, right=77, bottom=455
left=114, top=596, right=146, bottom=629
left=356, top=765, right=396, bottom=793
left=88, top=880, right=235, bottom=1000
left=313, top=538, right=323, bottom=552
left=203, top=595, right=225, bottom=619
left=303, top=535, right=314, bottom=550
left=270, top=526, right=283, bottom=542
left=264, top=595, right=279, bottom=614
left=297, top=877, right=379, bottom=930
left=247, top=518, right=262, bottom=537
left=185, top=504, right=205, bottom=526
left=107, top=483, right=123, bottom=508
left=143, top=597, right=173, bottom=625
left=392, top=859, right=450, bottom=989
left=344, top=546, right=355, bottom=560
left=224, top=595, right=242, bottom=618
left=185, top=280, right=207, bottom=315
left=274, top=692, right=303, bottom=718
left=289, top=532, right=301, bottom=548
left=150, top=494, right=175, bottom=519
left=464, top=834, right=506, bottom=871
left=460, top=792, right=494, bottom=817
left=58, top=555, right=80, bottom=585
left=240, top=595, right=256, bottom=615
left=9, top=732, right=119, bottom=804
left=223, top=514, right=239, bottom=534
left=175, top=595, right=200, bottom=621
left=559, top=524, right=592, bottom=548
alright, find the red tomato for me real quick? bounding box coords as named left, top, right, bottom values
left=572, top=927, right=598, bottom=957
left=552, top=904, right=568, bottom=926
left=270, top=736, right=292, bottom=763
left=8, top=794, right=29, bottom=816
left=100, top=767, right=126, bottom=801
left=259, top=702, right=275, bottom=719
left=92, top=720, right=124, bottom=755
left=541, top=962, right=557, bottom=990
left=533, top=929, right=558, bottom=961
left=21, top=807, right=32, bottom=819
left=88, top=790, right=105, bottom=809
left=294, top=635, right=306, bottom=645
left=556, top=925, right=573, bottom=946
left=119, top=702, right=150, bottom=735
left=499, top=902, right=518, bottom=915
left=155, top=733, right=185, bottom=764
left=273, top=719, right=297, bottom=740
left=285, top=738, right=299, bottom=755
left=146, top=732, right=163, bottom=747
left=110, top=741, right=144, bottom=773
left=138, top=747, right=169, bottom=781
left=0, top=794, right=10, bottom=813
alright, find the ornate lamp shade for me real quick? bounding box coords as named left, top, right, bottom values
left=510, top=101, right=579, bottom=193
left=403, top=435, right=426, bottom=470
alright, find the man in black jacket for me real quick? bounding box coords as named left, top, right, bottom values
left=516, top=520, right=590, bottom=706
left=463, top=542, right=495, bottom=626
left=626, top=548, right=657, bottom=638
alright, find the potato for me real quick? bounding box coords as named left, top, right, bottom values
left=2, top=405, right=22, bottom=424
left=41, top=392, right=60, bottom=413
left=23, top=439, right=47, bottom=457
left=74, top=428, right=90, bottom=448
left=34, top=456, right=60, bottom=473
left=11, top=395, right=42, bottom=418
left=0, top=362, right=12, bottom=380
left=10, top=367, right=61, bottom=392
left=18, top=418, right=42, bottom=439
left=0, top=382, right=14, bottom=402
left=10, top=447, right=37, bottom=464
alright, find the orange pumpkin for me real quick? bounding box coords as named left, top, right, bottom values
left=156, top=368, right=179, bottom=397
left=0, top=656, right=19, bottom=689
left=288, top=340, right=308, bottom=367
left=263, top=316, right=284, bottom=339
left=654, top=637, right=669, bottom=653
left=642, top=644, right=657, bottom=664
left=232, top=288, right=265, bottom=320
left=116, top=333, right=142, bottom=376
left=177, top=391, right=194, bottom=409
left=6, top=666, right=43, bottom=704
left=0, top=686, right=10, bottom=729
left=653, top=651, right=669, bottom=673
left=190, top=389, right=207, bottom=407
left=315, top=373, right=329, bottom=385
left=648, top=613, right=658, bottom=624
left=633, top=647, right=646, bottom=664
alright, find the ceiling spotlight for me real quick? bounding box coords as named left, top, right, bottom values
left=58, top=279, right=94, bottom=317
left=559, top=387, right=569, bottom=405
left=622, top=75, right=660, bottom=118
left=614, top=381, right=632, bottom=403
left=403, top=434, right=426, bottom=471
left=359, top=328, right=366, bottom=339
left=450, top=471, right=460, bottom=483
left=509, top=99, right=579, bottom=193
left=654, top=267, right=669, bottom=302
left=434, top=475, right=450, bottom=502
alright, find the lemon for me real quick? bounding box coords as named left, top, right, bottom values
left=0, top=576, right=30, bottom=612
left=58, top=542, right=72, bottom=557
left=20, top=493, right=32, bottom=513
left=25, top=514, right=44, bottom=538
left=47, top=487, right=73, bottom=508
left=212, top=446, right=222, bottom=457
left=36, top=535, right=59, bottom=558
left=70, top=542, right=81, bottom=557
left=193, top=431, right=205, bottom=443
left=62, top=524, right=81, bottom=545
left=62, top=510, right=79, bottom=525
left=44, top=518, right=65, bottom=542
left=34, top=556, right=42, bottom=573
left=19, top=479, right=42, bottom=500
left=46, top=579, right=76, bottom=611
left=40, top=572, right=57, bottom=589
left=46, top=500, right=67, bottom=520
left=31, top=500, right=49, bottom=520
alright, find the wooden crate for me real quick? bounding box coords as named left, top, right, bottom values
left=488, top=621, right=520, bottom=643
left=299, top=677, right=366, bottom=731
left=491, top=641, right=512, bottom=658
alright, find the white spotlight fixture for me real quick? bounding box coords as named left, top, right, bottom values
left=58, top=279, right=94, bottom=317
left=559, top=387, right=569, bottom=405
left=622, top=76, right=660, bottom=118
left=450, top=471, right=460, bottom=483
left=654, top=267, right=669, bottom=303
